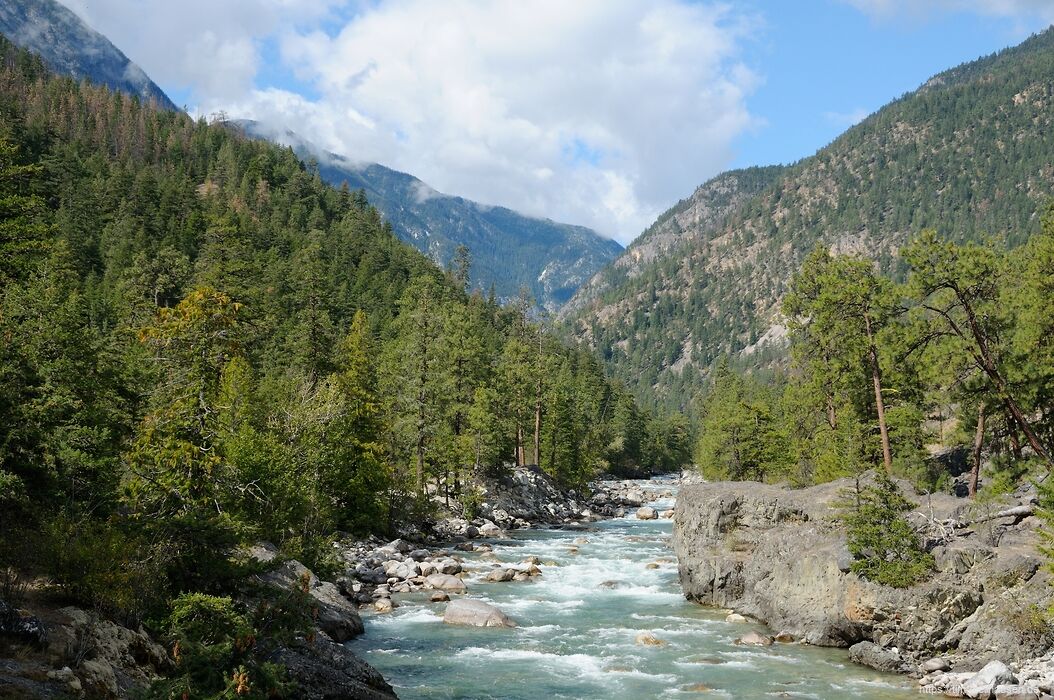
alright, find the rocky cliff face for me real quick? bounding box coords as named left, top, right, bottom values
left=672, top=477, right=1053, bottom=674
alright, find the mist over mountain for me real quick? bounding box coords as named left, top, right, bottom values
left=237, top=120, right=623, bottom=312
left=0, top=0, right=177, bottom=111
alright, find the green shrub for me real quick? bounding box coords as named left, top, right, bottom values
left=841, top=473, right=935, bottom=588
left=148, top=583, right=313, bottom=700
left=43, top=514, right=167, bottom=622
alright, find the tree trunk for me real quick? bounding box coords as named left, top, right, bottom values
left=957, top=291, right=1052, bottom=466
left=865, top=315, right=893, bottom=474
left=516, top=424, right=525, bottom=467
left=969, top=404, right=985, bottom=499
left=533, top=399, right=541, bottom=466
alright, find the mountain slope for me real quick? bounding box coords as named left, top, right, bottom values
left=0, top=0, right=176, bottom=111
left=238, top=121, right=623, bottom=311
left=562, top=27, right=1054, bottom=411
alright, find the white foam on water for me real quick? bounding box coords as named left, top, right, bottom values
left=369, top=606, right=443, bottom=626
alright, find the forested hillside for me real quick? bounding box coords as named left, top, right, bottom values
left=237, top=120, right=623, bottom=312
left=0, top=35, right=681, bottom=674
left=562, top=27, right=1054, bottom=412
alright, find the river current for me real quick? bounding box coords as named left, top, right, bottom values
left=349, top=477, right=918, bottom=699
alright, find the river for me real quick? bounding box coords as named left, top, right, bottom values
left=349, top=476, right=918, bottom=699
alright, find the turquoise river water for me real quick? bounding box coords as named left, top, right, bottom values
left=349, top=477, right=918, bottom=699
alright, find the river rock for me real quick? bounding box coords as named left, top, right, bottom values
left=736, top=631, right=774, bottom=646
left=373, top=598, right=395, bottom=613
left=774, top=631, right=795, bottom=643
left=635, top=632, right=666, bottom=646
left=962, top=661, right=1016, bottom=699
left=437, top=559, right=462, bottom=575
left=418, top=561, right=438, bottom=577
left=430, top=592, right=450, bottom=602
left=513, top=572, right=530, bottom=582
left=485, top=567, right=517, bottom=582
left=848, top=641, right=902, bottom=672
left=479, top=520, right=501, bottom=536
left=425, top=573, right=467, bottom=593
left=386, top=539, right=412, bottom=554
left=382, top=559, right=419, bottom=581
left=636, top=506, right=658, bottom=520
left=408, top=548, right=430, bottom=561
left=661, top=510, right=675, bottom=519
left=274, top=635, right=398, bottom=699
left=922, top=657, right=952, bottom=673
left=443, top=599, right=516, bottom=628
left=725, top=613, right=748, bottom=623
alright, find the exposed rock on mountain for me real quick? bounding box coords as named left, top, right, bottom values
left=0, top=0, right=177, bottom=111
left=563, top=28, right=1054, bottom=410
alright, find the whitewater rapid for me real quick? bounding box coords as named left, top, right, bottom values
left=349, top=476, right=916, bottom=699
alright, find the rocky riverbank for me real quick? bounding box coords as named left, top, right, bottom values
left=1, top=468, right=676, bottom=698
left=673, top=474, right=1054, bottom=698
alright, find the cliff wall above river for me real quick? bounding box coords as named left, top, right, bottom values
left=672, top=476, right=1053, bottom=680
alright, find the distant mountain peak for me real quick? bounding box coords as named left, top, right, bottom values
left=234, top=119, right=622, bottom=311
left=0, top=0, right=177, bottom=111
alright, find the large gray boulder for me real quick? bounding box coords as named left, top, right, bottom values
left=848, top=641, right=903, bottom=673
left=961, top=661, right=1016, bottom=699
left=636, top=506, right=658, bottom=520
left=274, top=635, right=399, bottom=699
left=425, top=573, right=467, bottom=593
left=672, top=477, right=1050, bottom=669
left=443, top=599, right=516, bottom=628
left=258, top=559, right=364, bottom=642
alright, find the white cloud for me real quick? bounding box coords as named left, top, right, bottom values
left=61, top=0, right=344, bottom=99
left=823, top=107, right=871, bottom=128
left=60, top=0, right=762, bottom=243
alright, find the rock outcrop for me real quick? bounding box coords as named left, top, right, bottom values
left=673, top=476, right=1052, bottom=673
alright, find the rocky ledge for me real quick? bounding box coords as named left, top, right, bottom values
left=672, top=475, right=1054, bottom=697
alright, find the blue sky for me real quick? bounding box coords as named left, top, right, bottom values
left=69, top=0, right=1054, bottom=243
left=733, top=0, right=1052, bottom=168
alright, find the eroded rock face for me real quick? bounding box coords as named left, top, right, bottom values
left=672, top=477, right=1052, bottom=671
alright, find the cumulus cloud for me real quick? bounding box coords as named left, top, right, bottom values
left=823, top=107, right=871, bottom=128
left=62, top=0, right=344, bottom=99
left=61, top=0, right=762, bottom=243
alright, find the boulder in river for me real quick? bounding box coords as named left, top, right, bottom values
left=425, top=573, right=467, bottom=593
left=636, top=506, right=657, bottom=520
left=443, top=599, right=516, bottom=628
left=635, top=631, right=666, bottom=646
left=736, top=631, right=774, bottom=646
left=430, top=592, right=450, bottom=603
left=848, top=641, right=902, bottom=672
left=485, top=568, right=517, bottom=582
left=725, top=613, right=748, bottom=623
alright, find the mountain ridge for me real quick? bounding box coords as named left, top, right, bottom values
left=562, top=26, right=1054, bottom=411
left=0, top=0, right=177, bottom=111
left=236, top=120, right=623, bottom=311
